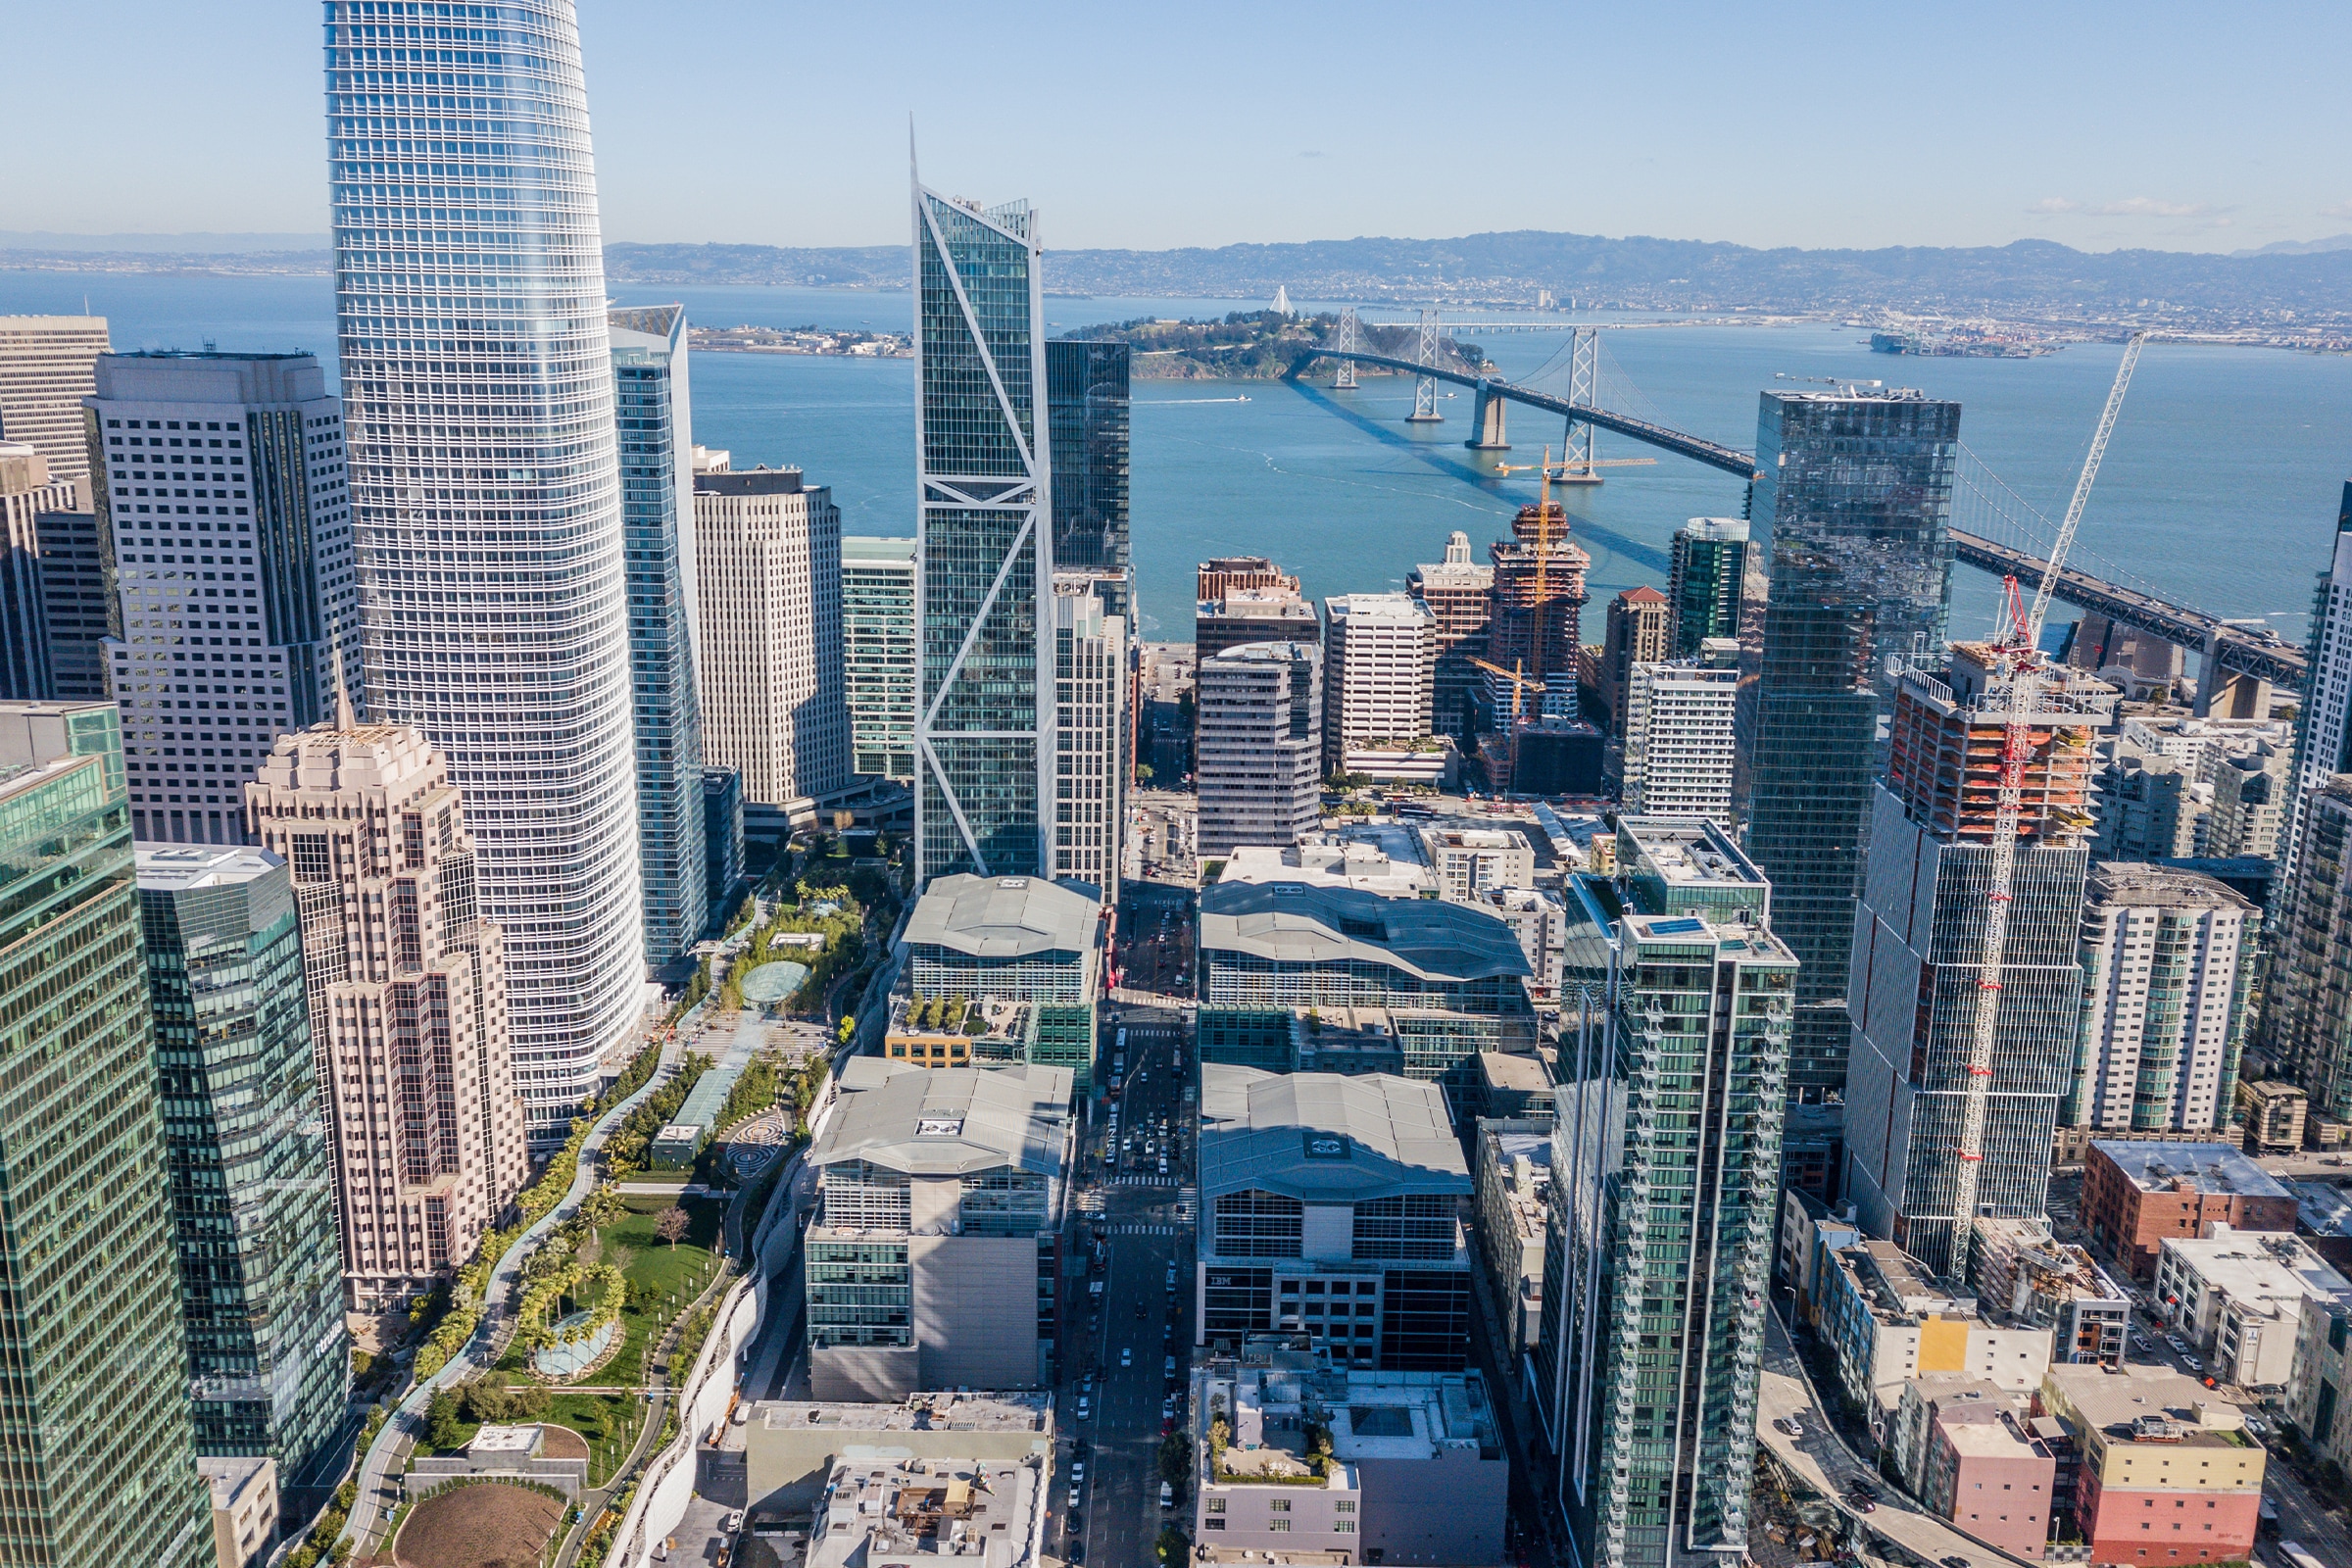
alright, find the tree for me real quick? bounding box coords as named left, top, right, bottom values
left=425, top=1388, right=464, bottom=1450
left=1158, top=1431, right=1191, bottom=1488
left=656, top=1208, right=691, bottom=1250
left=837, top=1014, right=857, bottom=1046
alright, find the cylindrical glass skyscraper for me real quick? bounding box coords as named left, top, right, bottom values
left=323, top=0, right=643, bottom=1136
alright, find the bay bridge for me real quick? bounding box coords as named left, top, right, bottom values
left=1288, top=328, right=2306, bottom=704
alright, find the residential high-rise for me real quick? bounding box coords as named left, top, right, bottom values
left=609, top=305, right=709, bottom=966
left=2281, top=481, right=2352, bottom=889
left=915, top=179, right=1049, bottom=883
left=842, top=535, right=917, bottom=781
left=2267, top=775, right=2352, bottom=1119
left=693, top=466, right=850, bottom=811
left=1046, top=340, right=1130, bottom=597
left=0, top=315, right=109, bottom=497
left=246, top=722, right=530, bottom=1309
left=1487, top=497, right=1590, bottom=694
left=1052, top=577, right=1124, bottom=899
left=2068, top=863, right=2258, bottom=1135
left=1745, top=387, right=1961, bottom=1101
left=325, top=0, right=645, bottom=1135
left=1843, top=646, right=2107, bottom=1276
left=1594, top=586, right=1670, bottom=739
left=137, top=844, right=349, bottom=1485
left=1322, top=592, right=1436, bottom=776
left=1666, top=516, right=1750, bottom=658
left=87, top=351, right=362, bottom=846
left=0, top=701, right=215, bottom=1568
left=1619, top=657, right=1740, bottom=826
left=1408, top=529, right=1494, bottom=738
left=0, top=441, right=75, bottom=697
left=36, top=504, right=117, bottom=699
left=1197, top=641, right=1322, bottom=857
left=1539, top=817, right=1794, bottom=1568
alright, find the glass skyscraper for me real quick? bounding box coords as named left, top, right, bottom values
left=610, top=305, right=709, bottom=960
left=138, top=844, right=349, bottom=1486
left=1742, top=388, right=1959, bottom=1100
left=1046, top=339, right=1131, bottom=602
left=1666, top=514, right=1750, bottom=659
left=914, top=180, right=1050, bottom=882
left=324, top=0, right=645, bottom=1135
left=0, top=703, right=214, bottom=1567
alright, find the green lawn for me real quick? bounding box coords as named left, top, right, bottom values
left=588, top=1194, right=724, bottom=1385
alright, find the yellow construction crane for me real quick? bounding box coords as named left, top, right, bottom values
left=1490, top=455, right=1655, bottom=478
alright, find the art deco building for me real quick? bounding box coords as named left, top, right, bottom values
left=246, top=722, right=529, bottom=1308
left=1593, top=586, right=1670, bottom=739
left=325, top=0, right=645, bottom=1136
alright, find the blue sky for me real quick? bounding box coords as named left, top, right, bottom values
left=10, top=0, right=2348, bottom=255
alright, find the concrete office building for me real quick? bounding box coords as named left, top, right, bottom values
left=1409, top=529, right=1495, bottom=737
left=608, top=305, right=709, bottom=962
left=1196, top=1065, right=1475, bottom=1370
left=1592, top=586, right=1670, bottom=739
left=0, top=441, right=77, bottom=699
left=1469, top=885, right=1569, bottom=1004
left=90, top=352, right=363, bottom=846
left=2079, top=1141, right=2297, bottom=1283
left=1414, top=823, right=1536, bottom=902
left=1472, top=1118, right=1551, bottom=1351
left=326, top=1, right=645, bottom=1134
left=137, top=845, right=349, bottom=1485
left=1198, top=585, right=1320, bottom=664
left=1051, top=576, right=1123, bottom=901
left=736, top=1393, right=1054, bottom=1534
left=693, top=463, right=849, bottom=814
left=2070, top=864, right=2259, bottom=1135
left=2264, top=774, right=2352, bottom=1119
left=0, top=702, right=215, bottom=1567
left=1808, top=1240, right=2054, bottom=1425
left=842, top=535, right=917, bottom=781
left=246, top=722, right=529, bottom=1308
left=1197, top=641, right=1323, bottom=857
left=1618, top=658, right=1740, bottom=826
left=1844, top=647, right=2108, bottom=1276
left=1536, top=815, right=1794, bottom=1568
left=2281, top=481, right=2352, bottom=889
left=1744, top=388, right=1962, bottom=1100
left=1666, top=516, right=1750, bottom=658
left=35, top=503, right=115, bottom=700
left=2153, top=1227, right=2349, bottom=1388
left=1200, top=556, right=1298, bottom=600
left=201, top=1455, right=278, bottom=1568
left=804, top=1059, right=1072, bottom=1398
left=1188, top=1348, right=1507, bottom=1567
left=897, top=872, right=1102, bottom=1091
left=1322, top=593, right=1437, bottom=776
left=0, top=315, right=109, bottom=497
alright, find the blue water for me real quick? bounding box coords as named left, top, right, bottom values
left=8, top=269, right=2349, bottom=648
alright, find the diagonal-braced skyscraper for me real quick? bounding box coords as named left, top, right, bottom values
left=323, top=0, right=644, bottom=1137
left=913, top=170, right=1052, bottom=882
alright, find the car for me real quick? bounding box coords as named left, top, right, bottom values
left=2182, top=1354, right=2204, bottom=1373
left=1069, top=1490, right=1082, bottom=1511
left=2166, top=1335, right=2188, bottom=1351
left=1065, top=1544, right=1084, bottom=1563
left=1162, top=1397, right=1177, bottom=1419
left=1135, top=1302, right=1148, bottom=1320
left=1159, top=1157, right=1170, bottom=1176
left=1160, top=1482, right=1175, bottom=1510
left=1847, top=1493, right=1876, bottom=1513
left=1940, top=1557, right=1971, bottom=1568
left=1080, top=1377, right=1095, bottom=1397
left=1076, top=1397, right=1091, bottom=1420
left=1848, top=1481, right=1877, bottom=1500
left=1165, top=1355, right=1178, bottom=1379
left=1066, top=1511, right=1082, bottom=1534
left=1772, top=1418, right=1799, bottom=1437
left=1070, top=1463, right=1085, bottom=1486
left=1120, top=1348, right=1132, bottom=1367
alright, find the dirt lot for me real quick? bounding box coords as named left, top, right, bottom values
left=534, top=1423, right=589, bottom=1461
left=394, top=1482, right=563, bottom=1568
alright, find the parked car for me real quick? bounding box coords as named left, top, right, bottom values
left=1076, top=1397, right=1091, bottom=1421
left=1120, top=1348, right=1132, bottom=1367
left=1164, top=1355, right=1178, bottom=1379
left=1160, top=1483, right=1175, bottom=1510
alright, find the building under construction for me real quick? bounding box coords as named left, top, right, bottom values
left=1841, top=650, right=2114, bottom=1278
left=1487, top=497, right=1590, bottom=703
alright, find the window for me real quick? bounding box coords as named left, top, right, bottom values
left=1266, top=1521, right=1291, bottom=1533
left=1268, top=1499, right=1290, bottom=1514
left=1214, top=1189, right=1303, bottom=1257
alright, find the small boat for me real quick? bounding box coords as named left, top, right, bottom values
left=1237, top=394, right=1250, bottom=402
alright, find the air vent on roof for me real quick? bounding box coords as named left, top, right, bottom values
left=999, top=878, right=1028, bottom=889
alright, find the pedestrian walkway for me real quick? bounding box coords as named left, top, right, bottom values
left=1105, top=1224, right=1183, bottom=1236
left=1106, top=1173, right=1178, bottom=1188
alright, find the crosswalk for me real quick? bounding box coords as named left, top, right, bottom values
left=1106, top=1173, right=1178, bottom=1188
left=1176, top=1186, right=1199, bottom=1224
left=1105, top=1223, right=1184, bottom=1236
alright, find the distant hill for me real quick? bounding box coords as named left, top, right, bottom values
left=2230, top=233, right=2352, bottom=258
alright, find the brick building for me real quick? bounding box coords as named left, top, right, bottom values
left=2080, top=1141, right=2297, bottom=1283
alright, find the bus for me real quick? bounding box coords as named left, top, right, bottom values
left=2274, top=1544, right=2327, bottom=1568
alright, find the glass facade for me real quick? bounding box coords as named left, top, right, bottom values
left=325, top=0, right=645, bottom=1136
left=1743, top=390, right=1960, bottom=1099
left=138, top=846, right=349, bottom=1486
left=0, top=704, right=214, bottom=1567
left=1046, top=340, right=1131, bottom=600
left=610, top=306, right=709, bottom=960
left=1666, top=515, right=1749, bottom=659
left=843, top=535, right=917, bottom=780
left=916, top=189, right=1049, bottom=882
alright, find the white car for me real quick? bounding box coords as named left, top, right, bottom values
left=1120, top=1348, right=1132, bottom=1367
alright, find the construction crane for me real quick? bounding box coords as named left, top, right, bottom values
left=1467, top=654, right=1543, bottom=793
left=1947, top=331, right=2149, bottom=1272
left=1490, top=456, right=1656, bottom=477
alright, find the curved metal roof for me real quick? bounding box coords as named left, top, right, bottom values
left=1199, top=881, right=1530, bottom=985
left=1199, top=1063, right=1468, bottom=1204
left=904, top=873, right=1099, bottom=960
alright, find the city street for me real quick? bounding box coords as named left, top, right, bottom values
left=1115, top=883, right=1197, bottom=1000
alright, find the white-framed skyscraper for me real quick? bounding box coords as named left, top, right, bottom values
left=2281, top=481, right=2352, bottom=890
left=324, top=0, right=645, bottom=1136
left=912, top=172, right=1052, bottom=883
left=1053, top=574, right=1123, bottom=900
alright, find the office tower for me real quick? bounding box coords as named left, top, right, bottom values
left=1539, top=818, right=1794, bottom=1568
left=246, top=722, right=530, bottom=1308
left=609, top=305, right=708, bottom=969
left=1321, top=592, right=1436, bottom=776
left=0, top=702, right=216, bottom=1568
left=2282, top=482, right=2352, bottom=888
left=1046, top=340, right=1130, bottom=600
left=1843, top=646, right=2106, bottom=1276
left=1197, top=640, right=1322, bottom=857
left=325, top=1, right=644, bottom=1135
left=87, top=351, right=362, bottom=846
left=704, top=765, right=745, bottom=924
left=1666, top=516, right=1750, bottom=658
left=2266, top=775, right=2352, bottom=1118
left=137, top=844, right=348, bottom=1485
left=1487, top=495, right=1590, bottom=696
left=1594, top=586, right=1670, bottom=739
left=1199, top=556, right=1298, bottom=600
left=1408, top=528, right=1494, bottom=738
left=843, top=535, right=918, bottom=781
left=1619, top=659, right=1740, bottom=826
left=896, top=872, right=1104, bottom=1089
left=692, top=466, right=850, bottom=809
left=805, top=1059, right=1072, bottom=1398
left=0, top=315, right=109, bottom=497
left=1197, top=583, right=1318, bottom=662
left=0, top=441, right=74, bottom=696
left=914, top=178, right=1049, bottom=884
left=1745, top=387, right=1961, bottom=1100
left=2068, top=863, right=2258, bottom=1134
left=36, top=505, right=117, bottom=699
left=1052, top=576, right=1123, bottom=899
